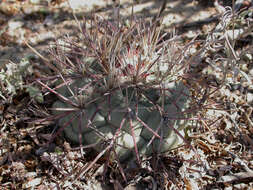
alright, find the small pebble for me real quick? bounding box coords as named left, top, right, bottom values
left=226, top=29, right=244, bottom=40
left=249, top=68, right=253, bottom=77
left=23, top=178, right=41, bottom=188
left=29, top=0, right=40, bottom=4
left=25, top=172, right=37, bottom=179
left=247, top=93, right=253, bottom=103
left=8, top=20, right=23, bottom=31
left=248, top=85, right=253, bottom=93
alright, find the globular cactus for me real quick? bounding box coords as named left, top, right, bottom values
left=42, top=16, right=194, bottom=163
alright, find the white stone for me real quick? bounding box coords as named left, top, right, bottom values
left=23, top=178, right=41, bottom=188
left=248, top=85, right=253, bottom=91
left=247, top=93, right=253, bottom=103
left=25, top=172, right=37, bottom=178
left=29, top=0, right=40, bottom=4
left=249, top=68, right=253, bottom=77
left=68, top=0, right=107, bottom=12
left=8, top=20, right=23, bottom=31
left=226, top=29, right=244, bottom=40
left=244, top=53, right=252, bottom=61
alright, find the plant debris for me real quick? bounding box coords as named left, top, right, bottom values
left=0, top=0, right=253, bottom=189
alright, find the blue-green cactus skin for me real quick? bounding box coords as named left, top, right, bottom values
left=53, top=78, right=190, bottom=161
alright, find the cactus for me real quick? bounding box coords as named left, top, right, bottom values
left=40, top=16, right=196, bottom=163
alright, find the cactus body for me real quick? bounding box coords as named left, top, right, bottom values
left=53, top=78, right=190, bottom=161
left=48, top=17, right=195, bottom=162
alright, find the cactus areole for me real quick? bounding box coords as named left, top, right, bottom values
left=51, top=18, right=192, bottom=162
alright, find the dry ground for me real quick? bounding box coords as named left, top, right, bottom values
left=0, top=0, right=253, bottom=189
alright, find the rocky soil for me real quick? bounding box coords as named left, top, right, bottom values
left=0, top=0, right=253, bottom=189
